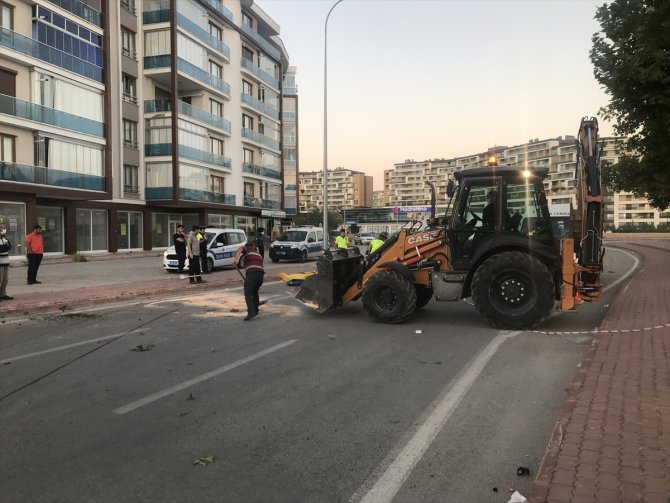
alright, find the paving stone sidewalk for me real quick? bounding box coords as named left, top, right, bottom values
left=529, top=241, right=670, bottom=503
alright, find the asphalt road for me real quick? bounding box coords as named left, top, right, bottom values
left=0, top=247, right=638, bottom=503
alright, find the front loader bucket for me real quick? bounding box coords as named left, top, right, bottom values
left=293, top=252, right=363, bottom=312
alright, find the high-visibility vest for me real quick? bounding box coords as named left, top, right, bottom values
left=335, top=235, right=348, bottom=249
left=369, top=238, right=384, bottom=253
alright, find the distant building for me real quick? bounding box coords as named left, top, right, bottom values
left=372, top=190, right=385, bottom=207
left=299, top=167, right=373, bottom=211
left=282, top=66, right=298, bottom=216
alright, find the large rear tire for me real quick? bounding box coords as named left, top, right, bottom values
left=415, top=285, right=433, bottom=310
left=471, top=251, right=554, bottom=330
left=362, top=270, right=416, bottom=324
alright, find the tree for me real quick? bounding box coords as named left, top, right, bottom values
left=294, top=208, right=342, bottom=232
left=590, top=0, right=670, bottom=210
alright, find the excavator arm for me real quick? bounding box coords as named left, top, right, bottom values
left=561, top=117, right=605, bottom=309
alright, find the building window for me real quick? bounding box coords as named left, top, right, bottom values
left=242, top=80, right=253, bottom=96
left=210, top=137, right=224, bottom=156
left=123, top=165, right=139, bottom=193
left=0, top=133, right=15, bottom=162
left=76, top=209, right=108, bottom=252
left=209, top=60, right=222, bottom=80
left=121, top=28, right=136, bottom=59
left=242, top=46, right=254, bottom=62
left=120, top=0, right=136, bottom=14
left=243, top=148, right=254, bottom=164
left=209, top=99, right=223, bottom=117
left=242, top=12, right=253, bottom=29
left=244, top=182, right=255, bottom=198
left=123, top=120, right=138, bottom=149
left=242, top=114, right=253, bottom=130
left=1, top=1, right=13, bottom=30
left=211, top=175, right=224, bottom=194
left=122, top=73, right=137, bottom=104
left=209, top=23, right=222, bottom=41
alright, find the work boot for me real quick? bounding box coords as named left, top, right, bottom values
left=196, top=277, right=205, bottom=283
left=189, top=277, right=196, bottom=284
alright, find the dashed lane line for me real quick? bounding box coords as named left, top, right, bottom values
left=0, top=332, right=125, bottom=365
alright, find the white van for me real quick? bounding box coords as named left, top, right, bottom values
left=269, top=227, right=324, bottom=263
left=163, top=228, right=247, bottom=273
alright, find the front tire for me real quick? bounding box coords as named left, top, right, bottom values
left=206, top=257, right=214, bottom=273
left=362, top=270, right=416, bottom=324
left=471, top=251, right=554, bottom=330
left=271, top=258, right=280, bottom=263
left=298, top=250, right=307, bottom=263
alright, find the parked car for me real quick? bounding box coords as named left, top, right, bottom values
left=358, top=232, right=374, bottom=245
left=163, top=228, right=247, bottom=273
left=269, top=227, right=325, bottom=263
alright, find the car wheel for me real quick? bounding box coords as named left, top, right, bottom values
left=298, top=250, right=308, bottom=263
left=362, top=269, right=416, bottom=324
left=271, top=258, right=280, bottom=263
left=206, top=257, right=214, bottom=273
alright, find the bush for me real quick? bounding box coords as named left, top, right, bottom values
left=72, top=252, right=88, bottom=262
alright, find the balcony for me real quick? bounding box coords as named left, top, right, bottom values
left=241, top=93, right=278, bottom=120
left=283, top=87, right=298, bottom=95
left=240, top=57, right=278, bottom=89
left=0, top=27, right=103, bottom=82
left=244, top=196, right=281, bottom=209
left=241, top=128, right=279, bottom=151
left=177, top=13, right=230, bottom=60
left=177, top=58, right=230, bottom=96
left=201, top=0, right=234, bottom=24
left=239, top=23, right=280, bottom=61
left=1, top=160, right=105, bottom=191
left=285, top=184, right=297, bottom=191
left=242, top=162, right=281, bottom=180
left=143, top=54, right=170, bottom=69
left=180, top=188, right=235, bottom=205
left=143, top=9, right=169, bottom=24
left=145, top=143, right=231, bottom=169
left=144, top=100, right=231, bottom=133
left=0, top=93, right=104, bottom=137
left=46, top=0, right=102, bottom=27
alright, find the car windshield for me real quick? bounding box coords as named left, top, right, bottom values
left=278, top=230, right=307, bottom=242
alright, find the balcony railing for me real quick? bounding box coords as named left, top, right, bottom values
left=145, top=187, right=171, bottom=200
left=0, top=27, right=103, bottom=82
left=0, top=93, right=104, bottom=137
left=144, top=99, right=231, bottom=133
left=242, top=162, right=281, bottom=180
left=121, top=0, right=136, bottom=14
left=283, top=111, right=296, bottom=120
left=46, top=0, right=102, bottom=27
left=143, top=54, right=171, bottom=69
left=241, top=93, right=278, bottom=120
left=145, top=143, right=231, bottom=168
left=1, top=160, right=105, bottom=191
left=143, top=8, right=169, bottom=24
left=122, top=93, right=138, bottom=105
left=177, top=58, right=230, bottom=96
left=283, top=87, right=298, bottom=95
left=143, top=99, right=171, bottom=113
left=201, top=0, right=234, bottom=24
left=177, top=13, right=230, bottom=60
left=239, top=23, right=280, bottom=61
left=244, top=196, right=281, bottom=209
left=285, top=184, right=297, bottom=191
left=241, top=128, right=279, bottom=151
left=240, top=57, right=279, bottom=89
left=181, top=188, right=235, bottom=205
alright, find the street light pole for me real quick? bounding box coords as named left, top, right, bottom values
left=323, top=0, right=344, bottom=250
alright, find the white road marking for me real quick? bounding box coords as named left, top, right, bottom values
left=350, top=330, right=523, bottom=503
left=112, top=339, right=298, bottom=415
left=602, top=247, right=639, bottom=293
left=0, top=333, right=125, bottom=364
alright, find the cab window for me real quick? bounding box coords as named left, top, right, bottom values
left=307, top=231, right=316, bottom=243
left=316, top=230, right=324, bottom=242
left=505, top=182, right=546, bottom=234
left=215, top=233, right=227, bottom=246
left=227, top=232, right=244, bottom=245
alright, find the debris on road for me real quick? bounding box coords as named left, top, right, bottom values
left=328, top=334, right=336, bottom=340
left=507, top=490, right=528, bottom=503
left=193, top=456, right=214, bottom=466
left=229, top=308, right=240, bottom=312
left=415, top=330, right=422, bottom=334
left=516, top=466, right=530, bottom=476
left=130, top=344, right=154, bottom=352
left=187, top=393, right=195, bottom=400
left=492, top=487, right=498, bottom=492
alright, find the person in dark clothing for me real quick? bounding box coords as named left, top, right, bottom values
left=234, top=240, right=265, bottom=321
left=198, top=225, right=209, bottom=273
left=254, top=229, right=265, bottom=259
left=173, top=224, right=187, bottom=279
left=482, top=190, right=498, bottom=230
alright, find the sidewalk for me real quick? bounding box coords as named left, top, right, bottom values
left=0, top=253, right=314, bottom=318
left=529, top=240, right=670, bottom=503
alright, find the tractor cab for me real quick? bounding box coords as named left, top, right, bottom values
left=446, top=166, right=559, bottom=272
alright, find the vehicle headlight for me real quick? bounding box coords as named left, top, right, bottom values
left=291, top=244, right=298, bottom=248
left=270, top=244, right=275, bottom=248
left=164, top=250, right=168, bottom=257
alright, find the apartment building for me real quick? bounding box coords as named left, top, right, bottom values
left=299, top=167, right=373, bottom=212
left=0, top=0, right=291, bottom=256
left=281, top=65, right=297, bottom=215
left=372, top=190, right=383, bottom=207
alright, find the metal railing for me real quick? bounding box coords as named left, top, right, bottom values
left=241, top=127, right=279, bottom=151
left=242, top=162, right=281, bottom=180
left=46, top=0, right=102, bottom=26
left=239, top=23, right=280, bottom=60
left=0, top=160, right=105, bottom=191
left=241, top=93, right=279, bottom=119
left=200, top=0, right=234, bottom=23
left=181, top=188, right=235, bottom=205
left=240, top=57, right=279, bottom=89
left=145, top=143, right=231, bottom=168
left=243, top=196, right=281, bottom=209
left=177, top=13, right=230, bottom=60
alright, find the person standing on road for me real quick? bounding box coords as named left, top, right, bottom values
left=255, top=228, right=265, bottom=259
left=173, top=224, right=187, bottom=279
left=198, top=226, right=209, bottom=274
left=233, top=240, right=264, bottom=321
left=25, top=224, right=44, bottom=285
left=0, top=222, right=13, bottom=301
left=187, top=225, right=204, bottom=284
left=335, top=228, right=348, bottom=250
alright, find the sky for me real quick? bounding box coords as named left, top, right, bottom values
left=259, top=0, right=613, bottom=190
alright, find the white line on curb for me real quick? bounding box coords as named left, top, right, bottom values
left=112, top=339, right=298, bottom=415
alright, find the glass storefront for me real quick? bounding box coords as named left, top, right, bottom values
left=117, top=211, right=143, bottom=250
left=207, top=213, right=233, bottom=228
left=76, top=209, right=108, bottom=252
left=38, top=206, right=64, bottom=254
left=151, top=212, right=199, bottom=248
left=0, top=201, right=26, bottom=256
left=234, top=215, right=256, bottom=237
